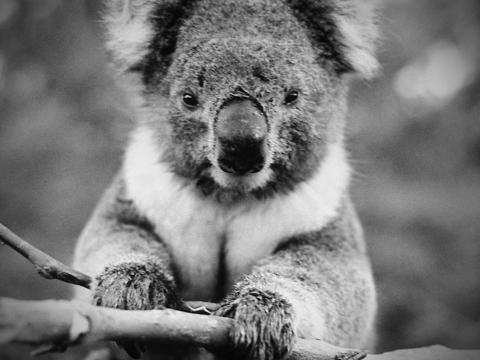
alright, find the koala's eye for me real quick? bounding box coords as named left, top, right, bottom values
left=284, top=90, right=299, bottom=105
left=182, top=93, right=199, bottom=108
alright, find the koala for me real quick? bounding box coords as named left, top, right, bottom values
left=73, top=1, right=379, bottom=359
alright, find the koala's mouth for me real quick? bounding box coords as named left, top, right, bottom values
left=209, top=133, right=273, bottom=191
left=192, top=156, right=273, bottom=202
left=209, top=163, right=273, bottom=191
left=208, top=141, right=273, bottom=189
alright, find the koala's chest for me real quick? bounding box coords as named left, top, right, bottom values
left=151, top=200, right=283, bottom=301
left=129, top=178, right=344, bottom=301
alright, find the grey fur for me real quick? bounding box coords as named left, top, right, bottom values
left=265, top=200, right=376, bottom=348
left=73, top=175, right=176, bottom=299
left=215, top=289, right=295, bottom=360
left=74, top=1, right=379, bottom=359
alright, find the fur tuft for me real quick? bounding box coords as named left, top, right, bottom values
left=103, top=0, right=198, bottom=79
left=285, top=0, right=380, bottom=78
left=332, top=0, right=381, bottom=78
left=103, top=0, right=158, bottom=72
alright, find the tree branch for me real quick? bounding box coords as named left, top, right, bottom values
left=0, top=223, right=91, bottom=288
left=2, top=298, right=479, bottom=360
left=0, top=297, right=365, bottom=360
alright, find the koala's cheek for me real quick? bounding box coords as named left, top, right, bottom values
left=169, top=116, right=211, bottom=155
left=170, top=116, right=208, bottom=143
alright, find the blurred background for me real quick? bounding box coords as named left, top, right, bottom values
left=0, top=0, right=479, bottom=358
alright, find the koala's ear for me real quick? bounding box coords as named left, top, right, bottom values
left=103, top=0, right=157, bottom=72
left=103, top=0, right=196, bottom=76
left=286, top=0, right=381, bottom=79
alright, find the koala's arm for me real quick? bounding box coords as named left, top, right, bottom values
left=72, top=174, right=179, bottom=310
left=217, top=201, right=376, bottom=360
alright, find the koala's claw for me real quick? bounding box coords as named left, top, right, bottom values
left=215, top=289, right=295, bottom=360
left=93, top=262, right=179, bottom=359
left=335, top=351, right=367, bottom=360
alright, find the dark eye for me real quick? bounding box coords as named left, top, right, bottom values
left=182, top=92, right=199, bottom=108
left=284, top=90, right=299, bottom=105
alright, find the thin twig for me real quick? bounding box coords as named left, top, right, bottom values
left=0, top=223, right=91, bottom=288
left=0, top=222, right=218, bottom=314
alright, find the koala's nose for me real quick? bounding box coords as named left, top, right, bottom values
left=218, top=137, right=265, bottom=175
left=216, top=99, right=267, bottom=175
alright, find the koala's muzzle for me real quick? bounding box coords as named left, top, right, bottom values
left=216, top=99, right=267, bottom=176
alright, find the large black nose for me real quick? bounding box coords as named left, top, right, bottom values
left=218, top=137, right=265, bottom=175
left=216, top=98, right=267, bottom=175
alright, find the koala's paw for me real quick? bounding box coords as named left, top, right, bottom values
left=215, top=289, right=295, bottom=360
left=93, top=262, right=179, bottom=310
left=93, top=262, right=180, bottom=359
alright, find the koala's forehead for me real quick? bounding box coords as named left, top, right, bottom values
left=167, top=0, right=320, bottom=77
left=179, top=0, right=307, bottom=44
left=171, top=38, right=319, bottom=85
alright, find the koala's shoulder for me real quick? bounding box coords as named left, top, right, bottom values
left=274, top=197, right=365, bottom=256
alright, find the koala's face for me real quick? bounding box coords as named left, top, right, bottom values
left=153, top=37, right=347, bottom=200
left=106, top=0, right=379, bottom=201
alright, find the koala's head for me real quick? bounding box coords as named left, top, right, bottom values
left=105, top=0, right=379, bottom=202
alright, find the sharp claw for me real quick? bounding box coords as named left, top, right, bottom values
left=335, top=350, right=367, bottom=360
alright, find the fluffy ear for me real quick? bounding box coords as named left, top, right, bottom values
left=103, top=0, right=196, bottom=77
left=285, top=0, right=381, bottom=79
left=103, top=0, right=157, bottom=72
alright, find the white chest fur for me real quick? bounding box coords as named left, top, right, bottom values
left=124, top=128, right=350, bottom=300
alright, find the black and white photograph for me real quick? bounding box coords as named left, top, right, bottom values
left=0, top=1, right=479, bottom=359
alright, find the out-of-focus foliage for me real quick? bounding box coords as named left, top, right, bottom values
left=0, top=0, right=479, bottom=359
